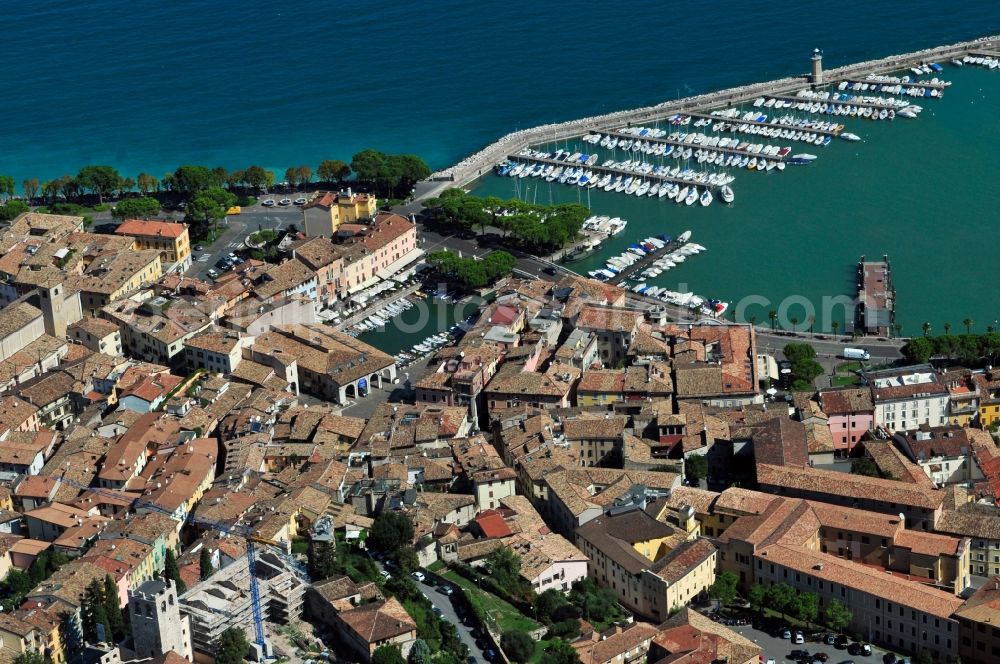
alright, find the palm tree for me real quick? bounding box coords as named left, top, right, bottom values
left=807, top=315, right=815, bottom=334
left=921, top=322, right=931, bottom=337
left=963, top=318, right=974, bottom=335
left=831, top=320, right=840, bottom=337
left=943, top=322, right=952, bottom=336
left=893, top=323, right=903, bottom=339
left=748, top=314, right=757, bottom=326
left=769, top=310, right=778, bottom=330
left=790, top=316, right=799, bottom=332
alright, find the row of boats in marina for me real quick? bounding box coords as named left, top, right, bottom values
left=754, top=89, right=924, bottom=119
left=587, top=233, right=706, bottom=281
left=839, top=74, right=950, bottom=98
left=958, top=55, right=1000, bottom=69
left=393, top=332, right=453, bottom=366
left=349, top=297, right=416, bottom=335
left=581, top=215, right=628, bottom=236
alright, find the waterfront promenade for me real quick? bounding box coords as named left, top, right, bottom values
left=428, top=34, right=999, bottom=193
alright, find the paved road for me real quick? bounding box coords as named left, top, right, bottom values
left=416, top=576, right=489, bottom=661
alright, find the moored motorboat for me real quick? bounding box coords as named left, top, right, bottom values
left=720, top=185, right=734, bottom=204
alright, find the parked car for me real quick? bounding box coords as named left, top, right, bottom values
left=848, top=643, right=872, bottom=656
left=294, top=197, right=307, bottom=205
left=439, top=585, right=454, bottom=596
left=262, top=199, right=276, bottom=207
left=432, top=607, right=443, bottom=617
left=194, top=244, right=204, bottom=251
left=379, top=569, right=391, bottom=579
left=794, top=631, right=805, bottom=645
left=882, top=655, right=895, bottom=664
left=790, top=650, right=810, bottom=660
left=411, top=571, right=426, bottom=582
left=835, top=635, right=850, bottom=649
left=813, top=654, right=829, bottom=662
left=824, top=635, right=837, bottom=646
left=207, top=268, right=219, bottom=279
left=782, top=629, right=792, bottom=639
left=484, top=649, right=497, bottom=661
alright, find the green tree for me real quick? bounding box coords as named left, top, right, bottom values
left=103, top=575, right=127, bottom=642
left=831, top=320, right=840, bottom=336
left=187, top=187, right=236, bottom=238
left=944, top=322, right=952, bottom=335
left=0, top=175, right=16, bottom=201
left=902, top=336, right=934, bottom=364
left=370, top=510, right=415, bottom=551
left=764, top=582, right=796, bottom=618
left=922, top=321, right=931, bottom=337
left=851, top=458, right=880, bottom=478
left=535, top=588, right=569, bottom=624
left=81, top=578, right=112, bottom=643
left=372, top=645, right=406, bottom=664
left=13, top=652, right=48, bottom=664
left=541, top=640, right=581, bottom=664
left=164, top=549, right=186, bottom=594
left=502, top=631, right=535, bottom=663
left=394, top=545, right=419, bottom=574
left=408, top=639, right=432, bottom=664
left=216, top=626, right=249, bottom=664
left=708, top=570, right=739, bottom=606
left=769, top=309, right=778, bottom=330
left=914, top=649, right=934, bottom=664
left=241, top=165, right=267, bottom=192
left=137, top=172, right=159, bottom=194
left=352, top=149, right=389, bottom=183
left=684, top=454, right=708, bottom=485
left=77, top=166, right=121, bottom=204
left=309, top=541, right=340, bottom=580
left=318, top=159, right=351, bottom=183
left=792, top=591, right=819, bottom=625
left=486, top=546, right=523, bottom=589
left=22, top=178, right=39, bottom=201
left=748, top=583, right=766, bottom=613
left=112, top=197, right=160, bottom=220
left=784, top=343, right=824, bottom=391
left=0, top=200, right=29, bottom=222
left=200, top=548, right=214, bottom=580
left=790, top=316, right=799, bottom=332
left=547, top=619, right=581, bottom=641
left=824, top=598, right=853, bottom=632
left=964, top=318, right=974, bottom=335
left=173, top=165, right=221, bottom=195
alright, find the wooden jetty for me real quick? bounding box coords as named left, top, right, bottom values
left=608, top=238, right=688, bottom=286
left=856, top=254, right=895, bottom=337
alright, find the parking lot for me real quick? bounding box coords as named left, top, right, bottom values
left=703, top=611, right=899, bottom=664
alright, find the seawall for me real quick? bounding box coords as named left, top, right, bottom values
left=429, top=34, right=999, bottom=190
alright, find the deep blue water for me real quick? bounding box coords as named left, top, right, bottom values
left=2, top=1, right=997, bottom=184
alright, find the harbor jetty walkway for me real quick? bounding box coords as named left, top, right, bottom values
left=608, top=238, right=688, bottom=286
left=426, top=34, right=998, bottom=195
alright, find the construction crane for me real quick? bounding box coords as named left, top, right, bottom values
left=51, top=474, right=279, bottom=654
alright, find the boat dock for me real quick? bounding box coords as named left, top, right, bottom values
left=840, top=77, right=949, bottom=91
left=856, top=254, right=895, bottom=337
left=506, top=153, right=725, bottom=190
left=765, top=93, right=902, bottom=110
left=969, top=50, right=1000, bottom=59
left=600, top=128, right=788, bottom=162
left=608, top=238, right=688, bottom=286
left=684, top=111, right=842, bottom=138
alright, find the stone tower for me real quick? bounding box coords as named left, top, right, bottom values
left=811, top=48, right=824, bottom=85
left=128, top=579, right=193, bottom=661
left=35, top=278, right=82, bottom=339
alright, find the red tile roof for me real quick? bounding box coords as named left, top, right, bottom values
left=115, top=219, right=188, bottom=239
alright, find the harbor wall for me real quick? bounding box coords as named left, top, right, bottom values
left=430, top=34, right=999, bottom=188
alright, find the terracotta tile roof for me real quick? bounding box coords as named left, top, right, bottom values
left=0, top=302, right=43, bottom=341
left=936, top=504, right=1000, bottom=540
left=954, top=574, right=1000, bottom=624
left=748, top=418, right=809, bottom=467
left=758, top=543, right=962, bottom=618
left=819, top=387, right=874, bottom=414
left=357, top=213, right=415, bottom=253
left=115, top=219, right=188, bottom=239
left=863, top=440, right=932, bottom=485
left=573, top=622, right=660, bottom=664
left=563, top=416, right=627, bottom=440
left=755, top=462, right=944, bottom=509
left=337, top=596, right=416, bottom=644
left=656, top=608, right=762, bottom=664
left=575, top=306, right=644, bottom=332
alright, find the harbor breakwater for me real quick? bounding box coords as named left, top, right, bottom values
left=430, top=34, right=999, bottom=190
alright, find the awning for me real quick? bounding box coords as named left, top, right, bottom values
left=376, top=249, right=425, bottom=281
left=347, top=275, right=381, bottom=295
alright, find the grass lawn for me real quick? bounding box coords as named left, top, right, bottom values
left=831, top=374, right=861, bottom=386
left=529, top=639, right=556, bottom=663
left=427, top=560, right=445, bottom=572
left=441, top=570, right=540, bottom=634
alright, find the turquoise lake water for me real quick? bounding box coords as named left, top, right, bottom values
left=472, top=65, right=1000, bottom=334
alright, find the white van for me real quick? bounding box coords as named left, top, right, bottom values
left=843, top=347, right=870, bottom=361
